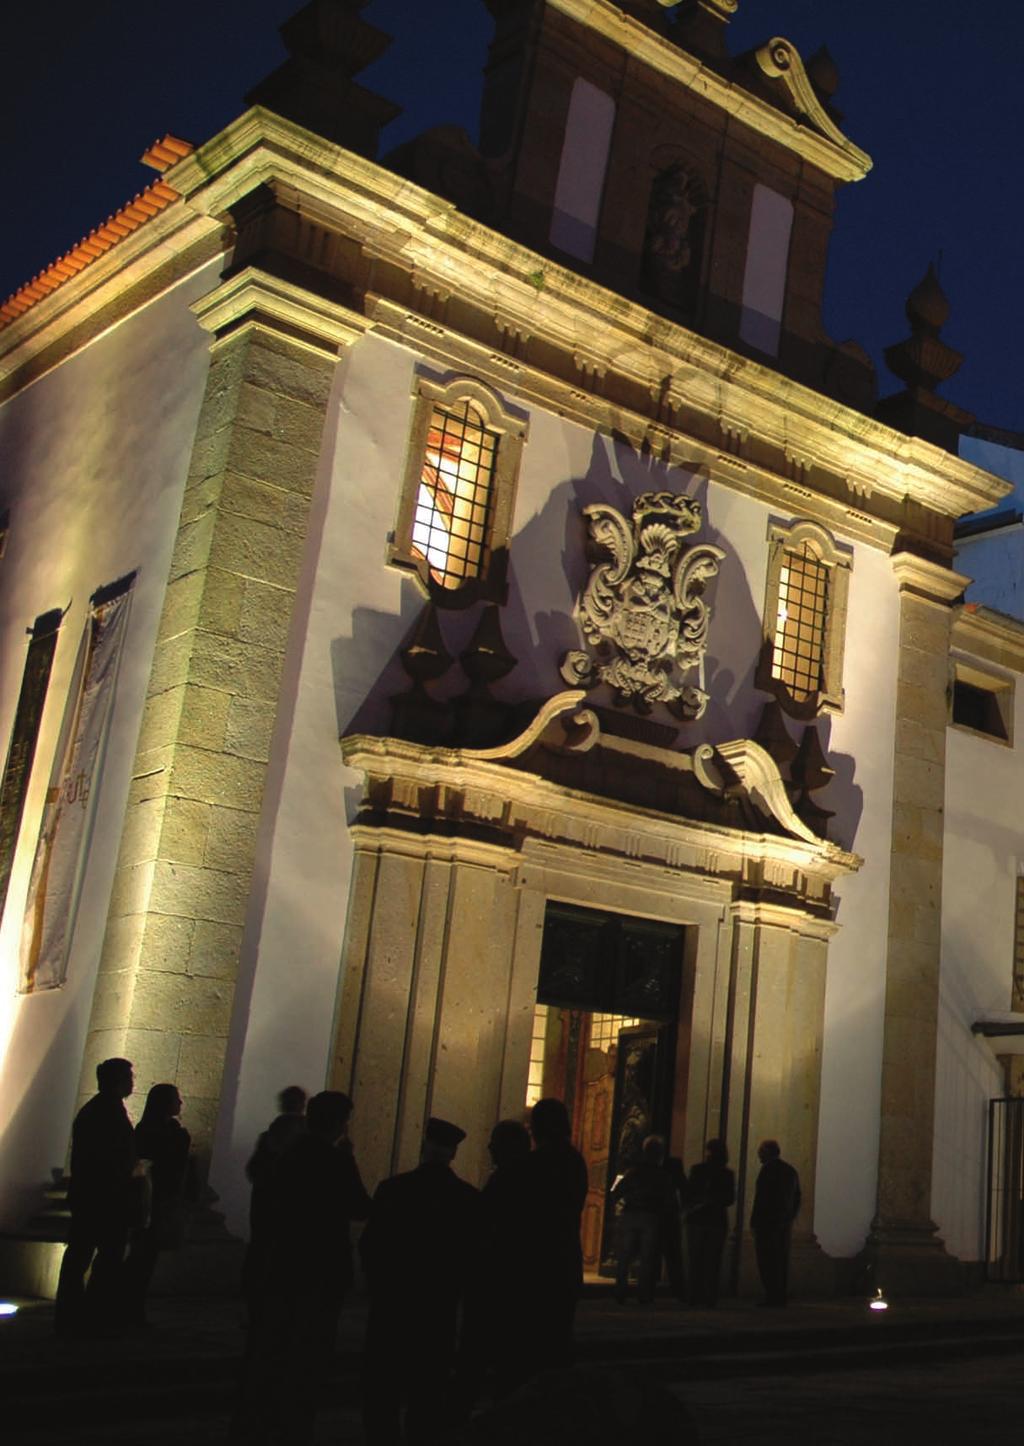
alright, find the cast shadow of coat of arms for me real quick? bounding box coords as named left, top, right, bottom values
left=560, top=491, right=724, bottom=720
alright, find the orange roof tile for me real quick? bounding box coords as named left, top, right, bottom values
left=0, top=136, right=194, bottom=332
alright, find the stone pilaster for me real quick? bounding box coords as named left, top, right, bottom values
left=80, top=267, right=368, bottom=1166
left=723, top=902, right=836, bottom=1297
left=860, top=551, right=970, bottom=1294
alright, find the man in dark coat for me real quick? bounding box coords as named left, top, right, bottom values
left=232, top=1089, right=371, bottom=1445
left=361, top=1116, right=480, bottom=1445
left=242, top=1084, right=307, bottom=1309
left=611, top=1134, right=678, bottom=1305
left=750, top=1138, right=801, bottom=1307
left=522, top=1097, right=589, bottom=1375
left=55, top=1056, right=136, bottom=1337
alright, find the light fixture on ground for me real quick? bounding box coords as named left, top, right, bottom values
left=868, top=1288, right=889, bottom=1312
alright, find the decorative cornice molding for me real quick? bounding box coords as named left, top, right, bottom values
left=951, top=604, right=1024, bottom=674
left=549, top=0, right=872, bottom=182
left=340, top=706, right=862, bottom=904
left=890, top=552, right=971, bottom=605
left=0, top=203, right=222, bottom=396
left=2, top=107, right=1008, bottom=531
left=728, top=897, right=839, bottom=941
left=190, top=265, right=370, bottom=356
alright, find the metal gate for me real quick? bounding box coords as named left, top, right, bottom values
left=986, top=1097, right=1024, bottom=1282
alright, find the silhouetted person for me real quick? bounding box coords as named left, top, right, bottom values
left=465, top=1118, right=533, bottom=1400
left=521, top=1097, right=588, bottom=1375
left=242, top=1084, right=307, bottom=1309
left=661, top=1153, right=688, bottom=1301
left=55, top=1057, right=137, bottom=1337
left=611, top=1134, right=677, bottom=1305
left=751, top=1138, right=801, bottom=1307
left=361, top=1116, right=480, bottom=1444
left=685, top=1138, right=734, bottom=1308
left=124, top=1083, right=192, bottom=1323
left=232, top=1090, right=370, bottom=1446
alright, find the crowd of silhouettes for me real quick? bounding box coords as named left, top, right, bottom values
left=55, top=1058, right=801, bottom=1440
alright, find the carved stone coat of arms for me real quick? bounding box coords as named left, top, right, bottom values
left=560, top=491, right=724, bottom=719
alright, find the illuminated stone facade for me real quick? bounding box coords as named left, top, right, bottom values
left=0, top=1, right=1020, bottom=1297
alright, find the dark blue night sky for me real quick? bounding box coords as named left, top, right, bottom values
left=4, top=1, right=1022, bottom=430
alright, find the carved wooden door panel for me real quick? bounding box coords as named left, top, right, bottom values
left=579, top=1043, right=616, bottom=1271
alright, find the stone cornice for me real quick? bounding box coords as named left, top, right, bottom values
left=191, top=265, right=371, bottom=357
left=890, top=552, right=971, bottom=605
left=550, top=0, right=872, bottom=182
left=2, top=107, right=1008, bottom=533
left=340, top=729, right=861, bottom=905
left=951, top=604, right=1024, bottom=674
left=729, top=897, right=839, bottom=941
left=0, top=200, right=223, bottom=399
left=166, top=110, right=1004, bottom=527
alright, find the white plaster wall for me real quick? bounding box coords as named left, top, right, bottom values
left=214, top=339, right=902, bottom=1258
left=0, top=260, right=219, bottom=1227
left=935, top=707, right=1024, bottom=1260
left=956, top=528, right=1024, bottom=619
left=813, top=546, right=900, bottom=1257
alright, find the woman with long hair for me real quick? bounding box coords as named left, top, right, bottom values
left=124, top=1083, right=192, bottom=1322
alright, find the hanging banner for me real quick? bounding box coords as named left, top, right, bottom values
left=0, top=608, right=63, bottom=928
left=19, top=575, right=135, bottom=993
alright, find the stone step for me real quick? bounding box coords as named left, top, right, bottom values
left=8, top=1310, right=1024, bottom=1431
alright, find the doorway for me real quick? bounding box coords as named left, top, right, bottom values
left=527, top=902, right=684, bottom=1273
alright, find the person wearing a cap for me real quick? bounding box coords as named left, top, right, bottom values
left=361, top=1115, right=480, bottom=1443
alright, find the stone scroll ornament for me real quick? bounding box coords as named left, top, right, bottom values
left=560, top=492, right=725, bottom=719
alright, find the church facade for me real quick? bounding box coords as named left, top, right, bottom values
left=1, top=0, right=1020, bottom=1297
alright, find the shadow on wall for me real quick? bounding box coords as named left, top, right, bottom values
left=328, top=425, right=863, bottom=850
left=0, top=990, right=97, bottom=1231
left=813, top=714, right=863, bottom=858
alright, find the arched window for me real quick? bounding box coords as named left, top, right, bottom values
left=758, top=519, right=852, bottom=716
left=390, top=377, right=527, bottom=605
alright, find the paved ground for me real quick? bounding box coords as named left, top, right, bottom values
left=7, top=1289, right=1024, bottom=1444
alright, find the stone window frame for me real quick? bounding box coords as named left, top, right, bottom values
left=388, top=374, right=527, bottom=608
left=757, top=518, right=852, bottom=718
left=949, top=656, right=1014, bottom=748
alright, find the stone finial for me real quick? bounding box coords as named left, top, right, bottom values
left=806, top=45, right=840, bottom=102
left=390, top=604, right=453, bottom=744
left=791, top=724, right=835, bottom=837
left=904, top=261, right=950, bottom=337
left=459, top=605, right=517, bottom=689
left=245, top=0, right=401, bottom=158
left=454, top=605, right=520, bottom=747
left=670, top=0, right=737, bottom=60
left=885, top=262, right=960, bottom=391
left=877, top=261, right=973, bottom=450
left=753, top=698, right=797, bottom=776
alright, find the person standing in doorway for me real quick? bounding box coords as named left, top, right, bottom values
left=684, top=1137, right=734, bottom=1308
left=611, top=1134, right=676, bottom=1305
left=750, top=1139, right=801, bottom=1307
left=55, top=1057, right=137, bottom=1337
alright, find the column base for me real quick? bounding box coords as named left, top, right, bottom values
left=856, top=1221, right=965, bottom=1298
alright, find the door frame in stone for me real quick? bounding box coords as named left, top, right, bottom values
left=334, top=702, right=858, bottom=1289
